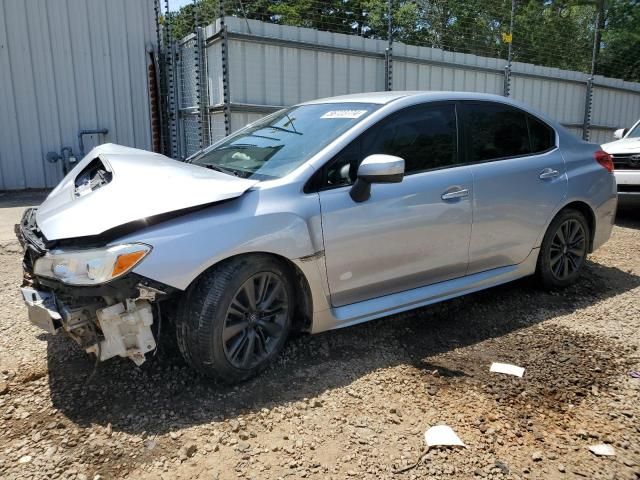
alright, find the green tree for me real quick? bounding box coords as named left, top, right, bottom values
left=166, top=0, right=639, bottom=81
left=598, top=0, right=640, bottom=81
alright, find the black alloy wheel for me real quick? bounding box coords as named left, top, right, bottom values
left=222, top=272, right=289, bottom=369
left=549, top=218, right=587, bottom=281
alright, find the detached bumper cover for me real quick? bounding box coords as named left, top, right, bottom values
left=20, top=287, right=61, bottom=334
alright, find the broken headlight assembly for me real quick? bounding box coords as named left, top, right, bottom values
left=33, top=243, right=152, bottom=285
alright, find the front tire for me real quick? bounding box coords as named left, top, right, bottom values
left=536, top=209, right=590, bottom=289
left=176, top=255, right=293, bottom=383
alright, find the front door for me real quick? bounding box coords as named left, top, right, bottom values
left=317, top=103, right=473, bottom=307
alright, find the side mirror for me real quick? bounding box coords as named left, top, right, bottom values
left=613, top=128, right=627, bottom=140
left=350, top=154, right=404, bottom=202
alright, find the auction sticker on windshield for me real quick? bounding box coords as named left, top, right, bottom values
left=321, top=110, right=369, bottom=119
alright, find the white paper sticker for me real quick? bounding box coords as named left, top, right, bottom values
left=490, top=362, right=525, bottom=377
left=321, top=109, right=368, bottom=119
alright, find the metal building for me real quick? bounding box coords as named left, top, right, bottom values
left=0, top=0, right=157, bottom=190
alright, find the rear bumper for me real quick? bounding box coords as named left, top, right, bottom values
left=613, top=171, right=640, bottom=206
left=614, top=170, right=640, bottom=193
left=591, top=177, right=618, bottom=252
left=614, top=170, right=640, bottom=185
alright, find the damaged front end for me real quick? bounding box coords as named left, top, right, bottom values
left=16, top=208, right=176, bottom=366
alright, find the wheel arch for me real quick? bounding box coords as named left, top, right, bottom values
left=542, top=200, right=596, bottom=253
left=558, top=201, right=596, bottom=252
left=186, top=251, right=315, bottom=334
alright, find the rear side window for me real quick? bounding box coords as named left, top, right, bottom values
left=527, top=115, right=555, bottom=153
left=462, top=103, right=530, bottom=162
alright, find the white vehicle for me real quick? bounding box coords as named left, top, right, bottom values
left=602, top=119, right=640, bottom=202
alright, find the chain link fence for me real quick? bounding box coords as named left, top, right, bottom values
left=178, top=35, right=204, bottom=158
left=157, top=1, right=210, bottom=160
left=155, top=0, right=640, bottom=159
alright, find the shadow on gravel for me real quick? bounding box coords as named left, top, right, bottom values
left=615, top=206, right=640, bottom=229
left=0, top=190, right=49, bottom=208
left=46, top=261, right=640, bottom=436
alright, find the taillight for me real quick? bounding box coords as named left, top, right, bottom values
left=595, top=150, right=614, bottom=173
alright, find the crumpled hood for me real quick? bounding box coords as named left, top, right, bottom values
left=37, top=144, right=258, bottom=241
left=601, top=137, right=640, bottom=154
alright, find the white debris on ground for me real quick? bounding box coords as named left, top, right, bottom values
left=589, top=443, right=617, bottom=457
left=490, top=362, right=526, bottom=377
left=424, top=425, right=466, bottom=448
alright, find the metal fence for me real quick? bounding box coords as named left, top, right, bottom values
left=158, top=1, right=209, bottom=160
left=156, top=4, right=640, bottom=160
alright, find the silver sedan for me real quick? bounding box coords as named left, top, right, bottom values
left=17, top=91, right=617, bottom=383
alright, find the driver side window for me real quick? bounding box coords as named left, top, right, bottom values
left=320, top=103, right=458, bottom=190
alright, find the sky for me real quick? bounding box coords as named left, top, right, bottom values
left=169, top=0, right=192, bottom=11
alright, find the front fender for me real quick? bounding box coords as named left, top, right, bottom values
left=120, top=189, right=323, bottom=291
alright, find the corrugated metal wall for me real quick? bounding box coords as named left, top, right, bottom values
left=0, top=0, right=156, bottom=190
left=591, top=81, right=640, bottom=144
left=203, top=17, right=640, bottom=146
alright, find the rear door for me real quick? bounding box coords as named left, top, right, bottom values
left=459, top=101, right=567, bottom=274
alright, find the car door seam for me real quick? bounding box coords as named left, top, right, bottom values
left=465, top=167, right=475, bottom=276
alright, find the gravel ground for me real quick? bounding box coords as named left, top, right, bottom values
left=1, top=203, right=639, bottom=480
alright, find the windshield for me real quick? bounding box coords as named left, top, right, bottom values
left=189, top=102, right=380, bottom=179
left=627, top=121, right=640, bottom=138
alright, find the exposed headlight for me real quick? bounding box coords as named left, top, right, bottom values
left=34, top=243, right=151, bottom=285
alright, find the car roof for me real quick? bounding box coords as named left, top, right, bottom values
left=299, top=90, right=517, bottom=106
left=298, top=90, right=570, bottom=141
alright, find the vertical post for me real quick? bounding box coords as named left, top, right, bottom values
left=582, top=78, right=594, bottom=141
left=193, top=0, right=203, bottom=152
left=172, top=40, right=182, bottom=159
left=197, top=26, right=209, bottom=148
left=220, top=2, right=231, bottom=136
left=503, top=0, right=515, bottom=97
left=384, top=0, right=393, bottom=91
left=583, top=11, right=600, bottom=141
left=164, top=0, right=179, bottom=159
left=153, top=0, right=166, bottom=154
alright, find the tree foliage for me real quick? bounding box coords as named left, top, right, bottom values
left=168, top=0, right=639, bottom=81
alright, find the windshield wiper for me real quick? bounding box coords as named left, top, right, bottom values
left=284, top=113, right=299, bottom=134
left=203, top=164, right=241, bottom=177
left=264, top=125, right=303, bottom=136
left=246, top=133, right=280, bottom=141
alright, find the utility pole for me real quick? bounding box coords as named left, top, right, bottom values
left=503, top=0, right=515, bottom=97
left=583, top=9, right=602, bottom=141
left=593, top=0, right=606, bottom=63
left=385, top=0, right=393, bottom=91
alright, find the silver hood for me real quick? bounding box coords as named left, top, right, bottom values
left=36, top=144, right=258, bottom=241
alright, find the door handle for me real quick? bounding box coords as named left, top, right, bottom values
left=539, top=168, right=560, bottom=179
left=441, top=188, right=469, bottom=200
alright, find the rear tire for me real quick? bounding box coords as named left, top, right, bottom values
left=536, top=208, right=590, bottom=289
left=176, top=255, right=294, bottom=383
